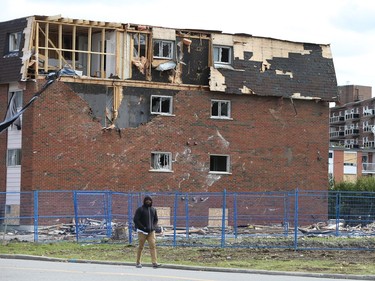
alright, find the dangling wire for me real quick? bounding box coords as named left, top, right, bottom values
left=0, top=67, right=75, bottom=134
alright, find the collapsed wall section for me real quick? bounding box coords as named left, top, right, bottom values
left=20, top=80, right=329, bottom=193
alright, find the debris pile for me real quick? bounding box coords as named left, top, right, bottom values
left=1, top=219, right=375, bottom=243
left=298, top=219, right=375, bottom=236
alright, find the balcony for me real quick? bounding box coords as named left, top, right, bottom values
left=363, top=126, right=374, bottom=133
left=362, top=163, right=375, bottom=174
left=364, top=109, right=375, bottom=116
left=329, top=116, right=345, bottom=123
left=345, top=144, right=359, bottom=149
left=329, top=131, right=344, bottom=138
left=344, top=128, right=359, bottom=136
left=345, top=113, right=360, bottom=120
left=363, top=141, right=375, bottom=148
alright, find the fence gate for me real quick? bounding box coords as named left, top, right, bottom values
left=73, top=191, right=112, bottom=242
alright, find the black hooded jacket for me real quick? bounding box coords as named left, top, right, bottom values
left=133, top=196, right=158, bottom=233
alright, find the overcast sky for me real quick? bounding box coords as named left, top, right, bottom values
left=1, top=0, right=375, bottom=93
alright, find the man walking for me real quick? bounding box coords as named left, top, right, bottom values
left=133, top=195, right=160, bottom=268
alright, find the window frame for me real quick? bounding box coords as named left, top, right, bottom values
left=8, top=32, right=22, bottom=53
left=213, top=45, right=232, bottom=65
left=211, top=99, right=231, bottom=119
left=150, top=95, right=173, bottom=115
left=150, top=151, right=172, bottom=172
left=209, top=154, right=231, bottom=174
left=7, top=149, right=22, bottom=167
left=133, top=33, right=148, bottom=58
left=7, top=90, right=23, bottom=130
left=153, top=40, right=174, bottom=59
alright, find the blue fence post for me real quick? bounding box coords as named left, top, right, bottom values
left=293, top=189, right=299, bottom=250
left=33, top=191, right=39, bottom=243
left=283, top=192, right=290, bottom=236
left=335, top=192, right=340, bottom=237
left=128, top=194, right=133, bottom=244
left=106, top=191, right=112, bottom=238
left=233, top=192, right=238, bottom=239
left=221, top=189, right=227, bottom=248
left=185, top=193, right=189, bottom=239
left=73, top=191, right=79, bottom=242
left=173, top=192, right=178, bottom=247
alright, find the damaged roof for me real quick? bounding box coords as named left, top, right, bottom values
left=0, top=15, right=338, bottom=101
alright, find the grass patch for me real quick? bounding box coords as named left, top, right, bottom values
left=0, top=240, right=374, bottom=275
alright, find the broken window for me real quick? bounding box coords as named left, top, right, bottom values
left=6, top=91, right=23, bottom=130
left=7, top=149, right=22, bottom=166
left=133, top=33, right=147, bottom=58
left=8, top=32, right=22, bottom=53
left=151, top=152, right=172, bottom=171
left=211, top=100, right=231, bottom=119
left=210, top=155, right=230, bottom=173
left=213, top=46, right=232, bottom=64
left=153, top=40, right=173, bottom=59
left=151, top=95, right=173, bottom=115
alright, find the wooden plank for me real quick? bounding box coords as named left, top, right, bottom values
left=208, top=208, right=228, bottom=227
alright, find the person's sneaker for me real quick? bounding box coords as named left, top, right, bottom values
left=136, top=263, right=142, bottom=268
left=152, top=263, right=161, bottom=268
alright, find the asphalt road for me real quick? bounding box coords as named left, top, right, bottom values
left=0, top=257, right=369, bottom=281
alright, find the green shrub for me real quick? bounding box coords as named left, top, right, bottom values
left=332, top=176, right=375, bottom=192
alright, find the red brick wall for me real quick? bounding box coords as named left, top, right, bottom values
left=20, top=80, right=329, bottom=193
left=333, top=150, right=344, bottom=182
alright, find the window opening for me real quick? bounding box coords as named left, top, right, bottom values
left=7, top=149, right=22, bottom=166
left=6, top=91, right=23, bottom=130
left=8, top=32, right=22, bottom=52
left=213, top=46, right=232, bottom=64
left=211, top=100, right=231, bottom=118
left=210, top=155, right=230, bottom=173
left=133, top=33, right=147, bottom=58
left=151, top=152, right=172, bottom=171
left=151, top=95, right=173, bottom=115
left=153, top=40, right=173, bottom=59
left=35, top=22, right=115, bottom=78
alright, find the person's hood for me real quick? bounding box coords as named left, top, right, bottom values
left=143, top=196, right=153, bottom=206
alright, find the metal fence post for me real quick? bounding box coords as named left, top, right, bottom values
left=221, top=189, right=227, bottom=248
left=173, top=192, right=178, bottom=247
left=283, top=192, right=290, bottom=236
left=293, top=189, right=299, bottom=250
left=233, top=192, right=238, bottom=239
left=335, top=192, right=340, bottom=237
left=185, top=193, right=189, bottom=239
left=33, top=191, right=39, bottom=243
left=128, top=194, right=133, bottom=244
left=73, top=191, right=79, bottom=242
left=106, top=191, right=112, bottom=238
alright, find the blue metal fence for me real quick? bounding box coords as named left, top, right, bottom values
left=0, top=190, right=374, bottom=250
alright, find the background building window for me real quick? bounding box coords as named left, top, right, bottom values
left=211, top=100, right=231, bottom=118
left=151, top=95, right=173, bottom=115
left=151, top=152, right=172, bottom=171
left=153, top=40, right=173, bottom=59
left=210, top=154, right=230, bottom=173
left=7, top=149, right=21, bottom=166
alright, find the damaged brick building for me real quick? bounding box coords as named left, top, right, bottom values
left=0, top=15, right=338, bottom=218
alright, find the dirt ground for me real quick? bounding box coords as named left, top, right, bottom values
left=175, top=247, right=375, bottom=264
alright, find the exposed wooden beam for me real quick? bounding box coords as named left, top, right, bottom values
left=56, top=76, right=210, bottom=91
